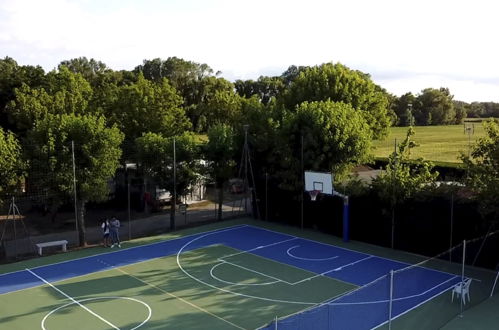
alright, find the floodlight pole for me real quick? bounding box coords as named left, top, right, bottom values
left=460, top=239, right=466, bottom=317
left=71, top=141, right=80, bottom=247
left=171, top=138, right=176, bottom=230
left=301, top=134, right=304, bottom=229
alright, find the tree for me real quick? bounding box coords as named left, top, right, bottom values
left=453, top=100, right=468, bottom=124
left=280, top=100, right=373, bottom=191
left=58, top=57, right=110, bottom=82
left=186, top=76, right=235, bottom=132
left=235, top=76, right=285, bottom=105
left=393, top=93, right=416, bottom=126
left=26, top=114, right=123, bottom=245
left=0, top=57, right=46, bottom=131
left=281, top=63, right=391, bottom=139
left=6, top=66, right=94, bottom=134
left=204, top=124, right=237, bottom=221
left=462, top=120, right=499, bottom=222
left=371, top=127, right=438, bottom=247
left=109, top=74, right=190, bottom=143
left=195, top=90, right=242, bottom=130
left=413, top=88, right=455, bottom=125
left=0, top=128, right=24, bottom=201
left=135, top=132, right=200, bottom=229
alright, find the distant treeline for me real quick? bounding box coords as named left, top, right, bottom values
left=390, top=89, right=499, bottom=127
left=1, top=56, right=497, bottom=136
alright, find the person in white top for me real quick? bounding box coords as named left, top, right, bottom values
left=101, top=218, right=110, bottom=247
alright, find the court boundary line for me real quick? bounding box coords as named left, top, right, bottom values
left=370, top=276, right=461, bottom=329
left=215, top=234, right=360, bottom=288
left=176, top=228, right=339, bottom=305
left=106, top=262, right=247, bottom=330
left=0, top=224, right=250, bottom=278
left=26, top=268, right=120, bottom=330
left=264, top=275, right=460, bottom=329
left=248, top=225, right=465, bottom=278
left=41, top=296, right=152, bottom=330
left=216, top=259, right=293, bottom=285
left=210, top=262, right=280, bottom=286
left=286, top=245, right=339, bottom=261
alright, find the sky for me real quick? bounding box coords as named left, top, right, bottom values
left=1, top=0, right=498, bottom=103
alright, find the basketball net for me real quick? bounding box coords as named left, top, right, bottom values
left=308, top=190, right=321, bottom=201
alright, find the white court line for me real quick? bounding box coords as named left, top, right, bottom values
left=288, top=257, right=373, bottom=286
left=0, top=224, right=250, bottom=296
left=286, top=245, right=339, bottom=261
left=247, top=225, right=465, bottom=278
left=210, top=262, right=279, bottom=286
left=41, top=296, right=152, bottom=330
left=26, top=268, right=120, bottom=330
left=0, top=224, right=250, bottom=278
left=176, top=229, right=322, bottom=305
left=216, top=260, right=293, bottom=285
left=220, top=237, right=298, bottom=259
left=332, top=256, right=374, bottom=271
left=371, top=277, right=461, bottom=330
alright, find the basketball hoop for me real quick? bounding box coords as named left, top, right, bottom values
left=308, top=190, right=321, bottom=201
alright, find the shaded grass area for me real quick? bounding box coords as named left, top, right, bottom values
left=372, top=124, right=486, bottom=163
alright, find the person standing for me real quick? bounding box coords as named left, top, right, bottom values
left=110, top=216, right=121, bottom=248
left=101, top=218, right=110, bottom=247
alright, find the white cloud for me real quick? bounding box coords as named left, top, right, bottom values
left=1, top=0, right=498, bottom=102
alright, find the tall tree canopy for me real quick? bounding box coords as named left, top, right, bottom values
left=109, top=74, right=190, bottom=142
left=0, top=127, right=24, bottom=200
left=281, top=63, right=391, bottom=139
left=413, top=88, right=455, bottom=125
left=280, top=100, right=373, bottom=190
left=26, top=114, right=123, bottom=245
left=6, top=66, right=93, bottom=134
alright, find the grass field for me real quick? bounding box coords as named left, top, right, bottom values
left=372, top=124, right=486, bottom=164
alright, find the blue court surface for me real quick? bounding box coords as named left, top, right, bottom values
left=0, top=224, right=461, bottom=329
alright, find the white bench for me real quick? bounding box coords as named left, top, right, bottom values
left=36, top=240, right=68, bottom=256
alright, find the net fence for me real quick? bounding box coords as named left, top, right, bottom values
left=260, top=229, right=499, bottom=330
left=0, top=141, right=249, bottom=259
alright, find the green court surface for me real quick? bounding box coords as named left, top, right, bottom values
left=0, top=219, right=497, bottom=329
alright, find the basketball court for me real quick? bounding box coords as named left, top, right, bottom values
left=1, top=220, right=494, bottom=330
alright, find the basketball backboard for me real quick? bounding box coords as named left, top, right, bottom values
left=304, top=171, right=333, bottom=195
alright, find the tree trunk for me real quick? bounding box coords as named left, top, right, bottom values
left=77, top=199, right=86, bottom=247
left=217, top=181, right=224, bottom=221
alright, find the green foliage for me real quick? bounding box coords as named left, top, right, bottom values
left=0, top=128, right=24, bottom=199
left=279, top=100, right=372, bottom=190
left=25, top=113, right=123, bottom=244
left=413, top=88, right=455, bottom=126
left=462, top=120, right=499, bottom=220
left=26, top=113, right=124, bottom=203
left=372, top=127, right=438, bottom=206
left=135, top=132, right=200, bottom=197
left=6, top=67, right=93, bottom=133
left=392, top=93, right=416, bottom=126
left=109, top=74, right=191, bottom=142
left=234, top=76, right=285, bottom=105
left=0, top=57, right=46, bottom=126
left=281, top=62, right=391, bottom=139
left=204, top=124, right=236, bottom=184
left=195, top=89, right=242, bottom=130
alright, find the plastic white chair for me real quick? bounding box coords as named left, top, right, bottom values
left=452, top=278, right=472, bottom=304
